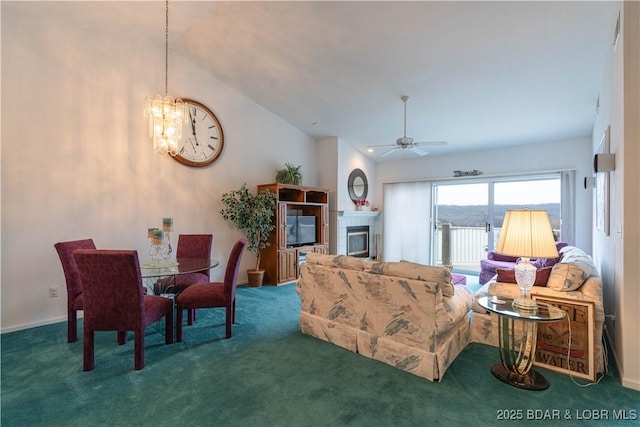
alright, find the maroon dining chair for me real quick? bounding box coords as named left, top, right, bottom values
left=176, top=239, right=246, bottom=341
left=154, top=234, right=213, bottom=325
left=74, top=249, right=173, bottom=371
left=154, top=234, right=213, bottom=294
left=54, top=238, right=96, bottom=343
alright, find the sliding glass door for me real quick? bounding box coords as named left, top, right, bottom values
left=432, top=182, right=490, bottom=271
left=431, top=175, right=561, bottom=271
left=493, top=178, right=562, bottom=246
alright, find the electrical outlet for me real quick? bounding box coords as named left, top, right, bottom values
left=48, top=286, right=59, bottom=298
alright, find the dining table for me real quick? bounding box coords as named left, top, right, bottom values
left=140, top=257, right=220, bottom=295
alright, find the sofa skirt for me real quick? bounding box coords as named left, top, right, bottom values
left=299, top=311, right=470, bottom=382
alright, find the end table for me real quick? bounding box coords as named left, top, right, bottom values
left=478, top=295, right=567, bottom=390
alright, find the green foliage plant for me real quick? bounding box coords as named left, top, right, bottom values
left=220, top=184, right=277, bottom=271
left=275, top=163, right=302, bottom=185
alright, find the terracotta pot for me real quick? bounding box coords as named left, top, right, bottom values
left=247, top=269, right=265, bottom=287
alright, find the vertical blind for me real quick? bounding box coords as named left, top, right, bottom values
left=382, top=181, right=432, bottom=263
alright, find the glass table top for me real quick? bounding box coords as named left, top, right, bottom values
left=140, top=258, right=219, bottom=279
left=478, top=296, right=566, bottom=322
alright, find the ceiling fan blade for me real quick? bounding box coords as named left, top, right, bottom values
left=367, top=143, right=399, bottom=148
left=381, top=147, right=399, bottom=157
left=414, top=141, right=448, bottom=146
left=411, top=145, right=430, bottom=156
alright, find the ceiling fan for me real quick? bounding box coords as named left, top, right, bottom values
left=369, top=95, right=447, bottom=157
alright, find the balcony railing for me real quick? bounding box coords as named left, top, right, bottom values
left=434, top=224, right=559, bottom=272
left=434, top=225, right=487, bottom=272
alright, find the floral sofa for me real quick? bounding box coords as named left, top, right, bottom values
left=471, top=245, right=606, bottom=375
left=297, top=253, right=473, bottom=381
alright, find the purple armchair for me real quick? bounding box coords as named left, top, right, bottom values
left=54, top=238, right=96, bottom=342
left=74, top=249, right=173, bottom=371
left=479, top=242, right=567, bottom=284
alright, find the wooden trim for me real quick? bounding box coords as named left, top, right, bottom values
left=533, top=295, right=596, bottom=382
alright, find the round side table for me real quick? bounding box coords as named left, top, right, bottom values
left=478, top=295, right=567, bottom=390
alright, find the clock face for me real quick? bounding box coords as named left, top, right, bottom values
left=174, top=99, right=224, bottom=167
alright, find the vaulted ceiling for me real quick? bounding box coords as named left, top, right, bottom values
left=13, top=1, right=613, bottom=161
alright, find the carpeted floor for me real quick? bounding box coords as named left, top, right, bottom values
left=2, top=284, right=638, bottom=427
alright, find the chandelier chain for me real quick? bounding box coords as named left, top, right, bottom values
left=145, top=0, right=185, bottom=156
left=164, top=0, right=169, bottom=96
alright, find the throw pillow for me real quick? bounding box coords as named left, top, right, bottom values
left=496, top=267, right=552, bottom=286
left=496, top=267, right=552, bottom=287
left=546, top=246, right=598, bottom=292
left=547, top=263, right=591, bottom=292
left=496, top=268, right=515, bottom=283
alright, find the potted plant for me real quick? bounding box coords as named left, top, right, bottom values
left=275, top=163, right=302, bottom=185
left=220, top=184, right=277, bottom=287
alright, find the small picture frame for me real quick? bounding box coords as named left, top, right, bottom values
left=533, top=296, right=596, bottom=382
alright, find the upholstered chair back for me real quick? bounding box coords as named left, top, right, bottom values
left=176, top=234, right=213, bottom=279
left=225, top=239, right=246, bottom=301
left=74, top=250, right=145, bottom=330
left=55, top=239, right=96, bottom=302
left=54, top=238, right=96, bottom=342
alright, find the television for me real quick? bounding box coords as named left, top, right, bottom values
left=286, top=215, right=317, bottom=246
left=286, top=216, right=298, bottom=246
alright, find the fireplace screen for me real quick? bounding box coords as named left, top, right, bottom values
left=346, top=226, right=369, bottom=258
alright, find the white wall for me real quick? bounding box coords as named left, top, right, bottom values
left=337, top=139, right=377, bottom=212
left=1, top=4, right=317, bottom=331
left=593, top=1, right=640, bottom=391
left=375, top=137, right=594, bottom=252
left=317, top=137, right=378, bottom=255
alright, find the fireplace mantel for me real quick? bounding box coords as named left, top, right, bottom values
left=338, top=211, right=380, bottom=217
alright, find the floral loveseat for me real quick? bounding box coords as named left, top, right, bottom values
left=297, top=254, right=473, bottom=381
left=471, top=245, right=606, bottom=375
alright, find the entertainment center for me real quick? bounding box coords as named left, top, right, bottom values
left=257, top=183, right=329, bottom=285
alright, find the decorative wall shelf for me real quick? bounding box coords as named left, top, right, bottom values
left=338, top=211, right=380, bottom=217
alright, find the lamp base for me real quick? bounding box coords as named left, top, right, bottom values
left=512, top=297, right=538, bottom=311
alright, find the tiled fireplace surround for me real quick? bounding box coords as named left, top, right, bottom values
left=336, top=212, right=380, bottom=260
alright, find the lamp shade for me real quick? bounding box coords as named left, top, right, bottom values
left=496, top=210, right=559, bottom=259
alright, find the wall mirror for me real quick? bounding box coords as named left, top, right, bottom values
left=348, top=168, right=368, bottom=201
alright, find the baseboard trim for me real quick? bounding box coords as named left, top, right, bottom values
left=1, top=315, right=69, bottom=334
left=604, top=327, right=640, bottom=391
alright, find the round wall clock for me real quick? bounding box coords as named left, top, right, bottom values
left=174, top=98, right=224, bottom=167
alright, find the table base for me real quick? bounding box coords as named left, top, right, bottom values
left=490, top=363, right=549, bottom=391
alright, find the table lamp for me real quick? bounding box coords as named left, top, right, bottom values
left=496, top=209, right=559, bottom=310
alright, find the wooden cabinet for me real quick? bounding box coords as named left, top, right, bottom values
left=277, top=249, right=297, bottom=283
left=258, top=183, right=330, bottom=285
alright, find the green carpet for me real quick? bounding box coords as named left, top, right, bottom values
left=2, top=284, right=638, bottom=427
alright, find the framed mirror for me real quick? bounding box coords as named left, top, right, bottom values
left=348, top=168, right=368, bottom=201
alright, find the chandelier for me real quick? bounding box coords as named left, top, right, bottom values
left=144, top=0, right=185, bottom=156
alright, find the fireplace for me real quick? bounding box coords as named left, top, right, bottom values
left=346, top=226, right=369, bottom=258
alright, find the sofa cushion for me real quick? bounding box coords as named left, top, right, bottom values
left=547, top=246, right=598, bottom=292
left=496, top=266, right=552, bottom=287
left=305, top=253, right=372, bottom=271
left=369, top=260, right=454, bottom=297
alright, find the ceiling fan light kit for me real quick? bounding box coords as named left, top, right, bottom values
left=368, top=95, right=447, bottom=157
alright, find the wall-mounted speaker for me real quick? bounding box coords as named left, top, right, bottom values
left=594, top=153, right=615, bottom=173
